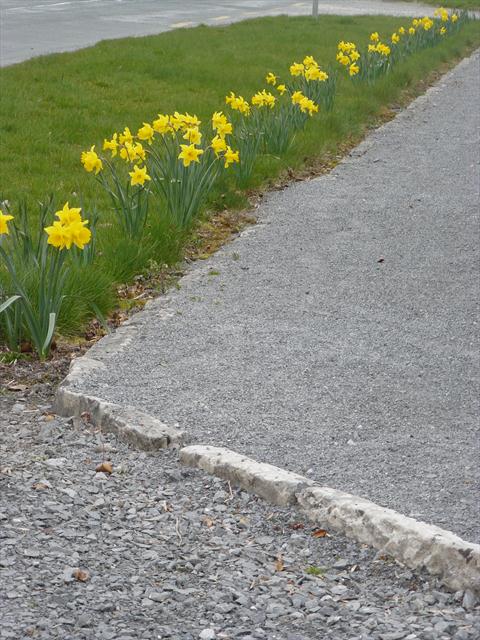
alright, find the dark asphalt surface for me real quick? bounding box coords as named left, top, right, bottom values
left=0, top=0, right=436, bottom=66
left=76, top=52, right=480, bottom=543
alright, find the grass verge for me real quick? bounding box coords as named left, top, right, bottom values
left=1, top=14, right=479, bottom=348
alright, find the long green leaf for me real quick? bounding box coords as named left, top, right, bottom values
left=42, top=312, right=56, bottom=355
left=0, top=295, right=21, bottom=314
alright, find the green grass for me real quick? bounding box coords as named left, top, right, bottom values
left=1, top=14, right=479, bottom=342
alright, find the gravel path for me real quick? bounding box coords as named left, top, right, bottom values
left=73, top=51, right=480, bottom=544
left=1, top=393, right=479, bottom=639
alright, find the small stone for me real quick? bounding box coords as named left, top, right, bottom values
left=462, top=589, right=477, bottom=610
left=45, top=457, right=68, bottom=468
left=216, top=603, right=235, bottom=614
left=76, top=614, right=91, bottom=628
left=62, top=567, right=75, bottom=583
left=333, top=559, right=349, bottom=569
left=199, top=630, right=216, bottom=640
left=434, top=621, right=455, bottom=634
left=12, top=403, right=25, bottom=414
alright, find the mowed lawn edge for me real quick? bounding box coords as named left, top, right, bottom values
left=0, top=15, right=479, bottom=347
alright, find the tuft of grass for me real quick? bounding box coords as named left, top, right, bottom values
left=0, top=15, right=479, bottom=340
left=306, top=565, right=326, bottom=577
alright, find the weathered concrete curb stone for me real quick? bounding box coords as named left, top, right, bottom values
left=55, top=356, right=184, bottom=450
left=179, top=444, right=314, bottom=506
left=180, top=444, right=480, bottom=594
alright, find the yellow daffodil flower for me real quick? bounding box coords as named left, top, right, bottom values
left=398, top=26, right=406, bottom=35
left=225, top=91, right=236, bottom=106
left=119, top=127, right=133, bottom=145
left=276, top=84, right=287, bottom=95
left=81, top=146, right=103, bottom=174
left=265, top=72, right=277, bottom=85
left=377, top=43, right=391, bottom=56
left=103, top=133, right=118, bottom=157
left=263, top=92, right=275, bottom=108
left=305, top=66, right=328, bottom=81
left=337, top=53, right=351, bottom=66
left=178, top=144, right=204, bottom=167
left=225, top=93, right=251, bottom=115
left=184, top=113, right=201, bottom=127
left=436, top=8, right=449, bottom=22
left=291, top=90, right=304, bottom=105
left=337, top=41, right=356, bottom=53
left=349, top=63, right=360, bottom=77
left=409, top=27, right=416, bottom=35
left=170, top=112, right=187, bottom=131
left=370, top=32, right=380, bottom=42
left=216, top=121, right=233, bottom=138
left=183, top=127, right=202, bottom=145
left=303, top=55, right=317, bottom=68
left=120, top=141, right=145, bottom=163
left=129, top=164, right=151, bottom=186
left=44, top=220, right=73, bottom=250
left=211, top=135, right=227, bottom=156
left=224, top=146, right=239, bottom=168
left=153, top=114, right=171, bottom=134
left=137, top=122, right=155, bottom=145
left=349, top=51, right=360, bottom=62
left=212, top=111, right=228, bottom=129
left=440, top=26, right=447, bottom=35
left=55, top=202, right=82, bottom=225
left=289, top=62, right=305, bottom=76
left=68, top=219, right=92, bottom=250
left=392, top=33, right=400, bottom=44
left=412, top=19, right=419, bottom=27
left=422, top=17, right=433, bottom=31
left=451, top=14, right=458, bottom=23
left=298, top=97, right=318, bottom=116
left=0, top=211, right=14, bottom=235
left=237, top=99, right=251, bottom=116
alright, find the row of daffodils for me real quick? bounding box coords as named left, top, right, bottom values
left=336, top=10, right=464, bottom=82
left=0, top=10, right=468, bottom=358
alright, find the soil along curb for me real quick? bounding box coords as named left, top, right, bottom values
left=180, top=445, right=480, bottom=594
left=55, top=356, right=185, bottom=450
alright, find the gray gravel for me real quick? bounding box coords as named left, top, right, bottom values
left=74, top=51, right=480, bottom=544
left=1, top=393, right=480, bottom=639
left=1, top=0, right=439, bottom=67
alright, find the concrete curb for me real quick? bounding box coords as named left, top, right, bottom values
left=180, top=445, right=480, bottom=594
left=54, top=356, right=185, bottom=450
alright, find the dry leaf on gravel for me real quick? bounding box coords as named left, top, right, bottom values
left=6, top=382, right=27, bottom=392
left=275, top=554, right=285, bottom=572
left=95, top=461, right=113, bottom=474
left=202, top=516, right=215, bottom=528
left=312, top=528, right=330, bottom=538
left=32, top=481, right=50, bottom=490
left=289, top=522, right=305, bottom=530
left=73, top=568, right=90, bottom=582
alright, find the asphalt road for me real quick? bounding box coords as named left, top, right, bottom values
left=0, top=0, right=436, bottom=66
left=76, top=51, right=480, bottom=543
